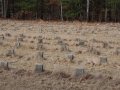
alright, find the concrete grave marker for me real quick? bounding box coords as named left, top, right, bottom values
left=100, top=56, right=107, bottom=63
left=34, top=63, right=43, bottom=72
left=39, top=25, right=42, bottom=33
left=79, top=41, right=84, bottom=46
left=0, top=60, right=9, bottom=69
left=5, top=33, right=10, bottom=36
left=60, top=45, right=67, bottom=51
left=7, top=49, right=14, bottom=56
left=37, top=44, right=43, bottom=49
left=0, top=36, right=4, bottom=40
left=66, top=54, right=74, bottom=61
left=36, top=51, right=44, bottom=58
left=38, top=38, right=43, bottom=43
left=58, top=40, right=63, bottom=44
left=102, top=42, right=108, bottom=48
left=15, top=42, right=21, bottom=47
left=18, top=37, right=23, bottom=42
left=75, top=67, right=84, bottom=76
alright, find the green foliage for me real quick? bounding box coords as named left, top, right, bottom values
left=61, top=0, right=85, bottom=18
left=2, top=0, right=120, bottom=21
left=19, top=0, right=36, bottom=10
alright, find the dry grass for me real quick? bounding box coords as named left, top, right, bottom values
left=0, top=19, right=120, bottom=90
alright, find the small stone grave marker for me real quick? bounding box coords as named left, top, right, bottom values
left=75, top=67, right=84, bottom=76
left=35, top=63, right=43, bottom=72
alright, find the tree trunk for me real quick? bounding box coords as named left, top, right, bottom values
left=60, top=1, right=63, bottom=21
left=1, top=0, right=4, bottom=17
left=6, top=0, right=10, bottom=18
left=105, top=0, right=108, bottom=22
left=87, top=0, right=89, bottom=22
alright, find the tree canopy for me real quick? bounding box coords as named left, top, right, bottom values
left=0, top=0, right=120, bottom=22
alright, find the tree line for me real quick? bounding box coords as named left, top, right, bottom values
left=0, top=0, right=120, bottom=22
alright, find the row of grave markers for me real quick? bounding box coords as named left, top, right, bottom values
left=0, top=55, right=108, bottom=76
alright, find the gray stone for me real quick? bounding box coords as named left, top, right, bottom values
left=37, top=44, right=43, bottom=49
left=75, top=67, right=84, bottom=76
left=102, top=42, right=108, bottom=48
left=38, top=36, right=42, bottom=38
left=5, top=33, right=10, bottom=36
left=117, top=49, right=120, bottom=53
left=115, top=49, right=120, bottom=54
left=100, top=56, right=107, bottom=63
left=58, top=40, right=63, bottom=44
left=18, top=37, right=23, bottom=42
left=66, top=54, right=74, bottom=60
left=67, top=31, right=70, bottom=34
left=35, top=63, right=43, bottom=72
left=36, top=51, right=44, bottom=58
left=118, top=27, right=120, bottom=31
left=79, top=41, right=84, bottom=45
left=81, top=32, right=85, bottom=35
left=39, top=25, right=42, bottom=33
left=0, top=60, right=9, bottom=69
left=0, top=36, right=4, bottom=40
left=76, top=38, right=80, bottom=41
left=15, top=42, right=20, bottom=47
left=8, top=49, right=14, bottom=55
left=38, top=38, right=43, bottom=43
left=19, top=34, right=24, bottom=37
left=60, top=45, right=67, bottom=51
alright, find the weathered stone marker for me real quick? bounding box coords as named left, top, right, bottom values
left=60, top=45, right=67, bottom=51
left=5, top=33, right=10, bottom=36
left=75, top=67, right=84, bottom=76
left=39, top=25, right=42, bottom=33
left=76, top=38, right=80, bottom=41
left=37, top=44, right=43, bottom=49
left=115, top=49, right=120, bottom=54
left=0, top=60, right=9, bottom=69
left=38, top=38, right=43, bottom=43
left=58, top=40, right=63, bottom=44
left=15, top=42, right=21, bottom=47
left=36, top=51, right=44, bottom=58
left=7, top=49, right=14, bottom=56
left=0, top=36, right=4, bottom=40
left=79, top=41, right=84, bottom=46
left=102, top=42, right=108, bottom=48
left=18, top=37, right=23, bottom=42
left=100, top=56, right=107, bottom=63
left=38, top=36, right=42, bottom=38
left=66, top=54, right=74, bottom=60
left=67, top=31, right=70, bottom=34
left=19, top=34, right=24, bottom=37
left=35, top=63, right=43, bottom=72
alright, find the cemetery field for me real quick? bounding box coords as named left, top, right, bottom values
left=0, top=19, right=120, bottom=90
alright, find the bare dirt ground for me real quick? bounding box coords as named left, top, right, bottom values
left=0, top=19, right=120, bottom=90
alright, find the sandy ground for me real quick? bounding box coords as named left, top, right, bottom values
left=0, top=19, right=120, bottom=90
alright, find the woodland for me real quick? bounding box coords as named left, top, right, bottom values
left=0, top=0, right=120, bottom=22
